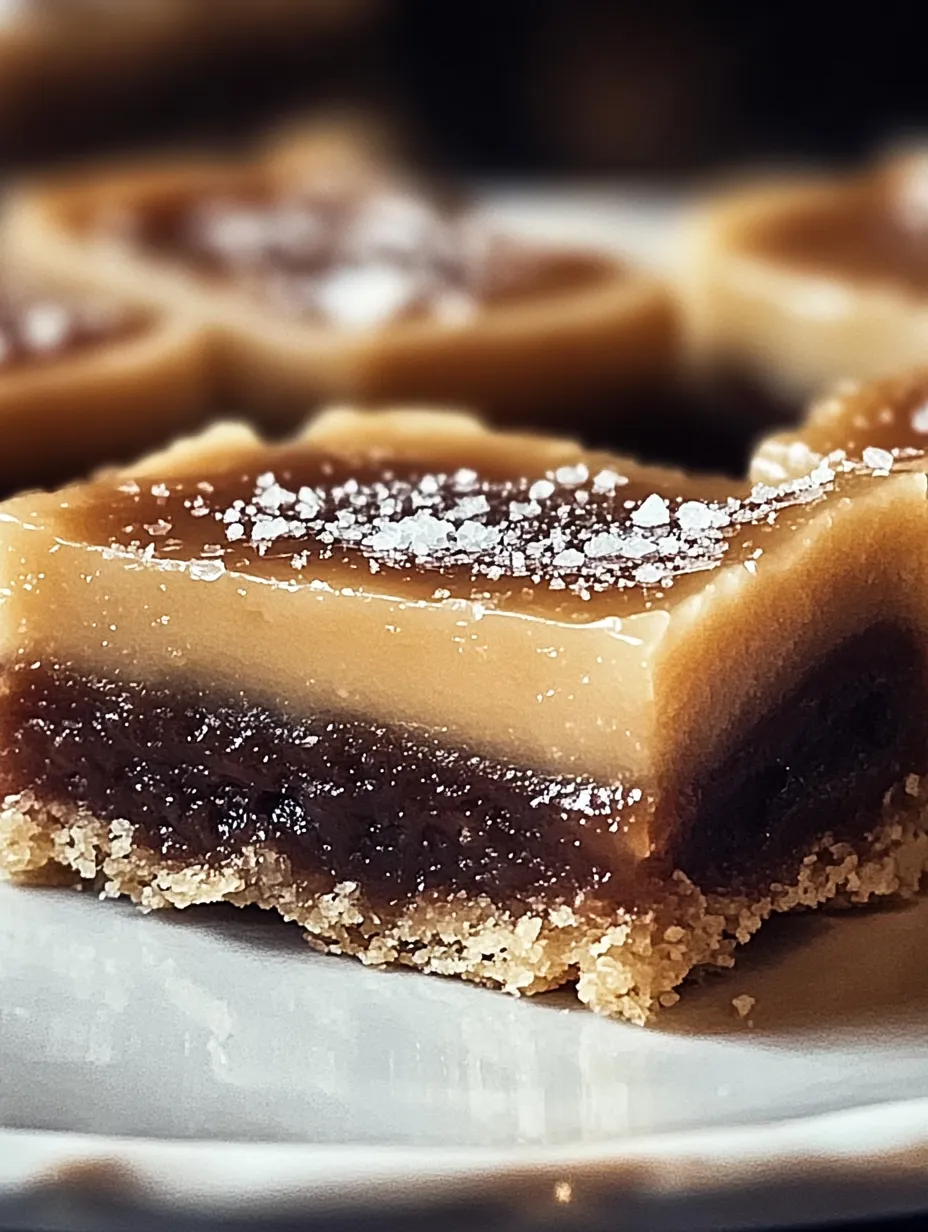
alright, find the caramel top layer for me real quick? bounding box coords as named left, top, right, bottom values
left=747, top=160, right=928, bottom=293
left=3, top=409, right=925, bottom=793
left=751, top=371, right=928, bottom=483
left=33, top=409, right=884, bottom=623
left=796, top=372, right=928, bottom=459
left=129, top=185, right=618, bottom=327
left=0, top=285, right=137, bottom=370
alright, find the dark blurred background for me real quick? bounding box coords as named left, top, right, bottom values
left=11, top=0, right=928, bottom=177
left=387, top=1, right=928, bottom=177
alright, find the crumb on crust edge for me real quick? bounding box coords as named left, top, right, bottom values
left=2, top=787, right=928, bottom=1025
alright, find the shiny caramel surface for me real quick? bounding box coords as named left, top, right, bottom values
left=751, top=371, right=928, bottom=482
left=18, top=410, right=881, bottom=624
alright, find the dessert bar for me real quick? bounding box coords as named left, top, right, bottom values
left=0, top=277, right=208, bottom=490
left=2, top=126, right=676, bottom=421
left=752, top=369, right=928, bottom=484
left=678, top=151, right=928, bottom=403
left=2, top=408, right=927, bottom=1023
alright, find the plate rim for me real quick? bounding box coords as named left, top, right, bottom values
left=5, top=1092, right=928, bottom=1226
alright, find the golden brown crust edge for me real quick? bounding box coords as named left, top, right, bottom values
left=3, top=783, right=928, bottom=1024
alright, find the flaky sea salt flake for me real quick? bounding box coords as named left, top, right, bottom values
left=554, top=463, right=589, bottom=486
left=254, top=481, right=296, bottom=514
left=592, top=468, right=628, bottom=493
left=677, top=500, right=716, bottom=534
left=618, top=535, right=656, bottom=560
left=630, top=493, right=670, bottom=528
left=251, top=515, right=293, bottom=543
left=188, top=558, right=225, bottom=582
left=584, top=531, right=623, bottom=558
left=634, top=562, right=663, bottom=585
left=509, top=499, right=541, bottom=521
left=452, top=494, right=490, bottom=520
left=455, top=520, right=500, bottom=552
left=862, top=445, right=894, bottom=472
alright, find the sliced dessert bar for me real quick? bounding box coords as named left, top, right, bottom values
left=2, top=127, right=675, bottom=422
left=1, top=409, right=927, bottom=1023
left=0, top=276, right=208, bottom=490
left=678, top=151, right=928, bottom=402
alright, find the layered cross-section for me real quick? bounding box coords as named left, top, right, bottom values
left=1, top=409, right=927, bottom=1022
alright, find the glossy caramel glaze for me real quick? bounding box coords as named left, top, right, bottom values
left=751, top=370, right=928, bottom=482
left=31, top=419, right=880, bottom=623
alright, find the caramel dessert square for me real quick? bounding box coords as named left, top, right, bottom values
left=2, top=408, right=928, bottom=1022
left=751, top=370, right=928, bottom=484
left=0, top=278, right=208, bottom=490
left=2, top=126, right=676, bottom=423
left=678, top=152, right=928, bottom=404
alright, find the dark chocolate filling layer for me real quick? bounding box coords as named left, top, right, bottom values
left=2, top=622, right=925, bottom=909
left=0, top=664, right=643, bottom=908
left=674, top=623, right=928, bottom=891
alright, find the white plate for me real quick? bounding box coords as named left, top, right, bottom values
left=5, top=883, right=928, bottom=1230
left=4, top=191, right=928, bottom=1232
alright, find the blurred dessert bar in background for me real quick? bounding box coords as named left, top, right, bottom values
left=3, top=122, right=678, bottom=430
left=677, top=151, right=928, bottom=407
left=0, top=276, right=208, bottom=491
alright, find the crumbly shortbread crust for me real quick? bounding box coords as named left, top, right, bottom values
left=5, top=783, right=927, bottom=1024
